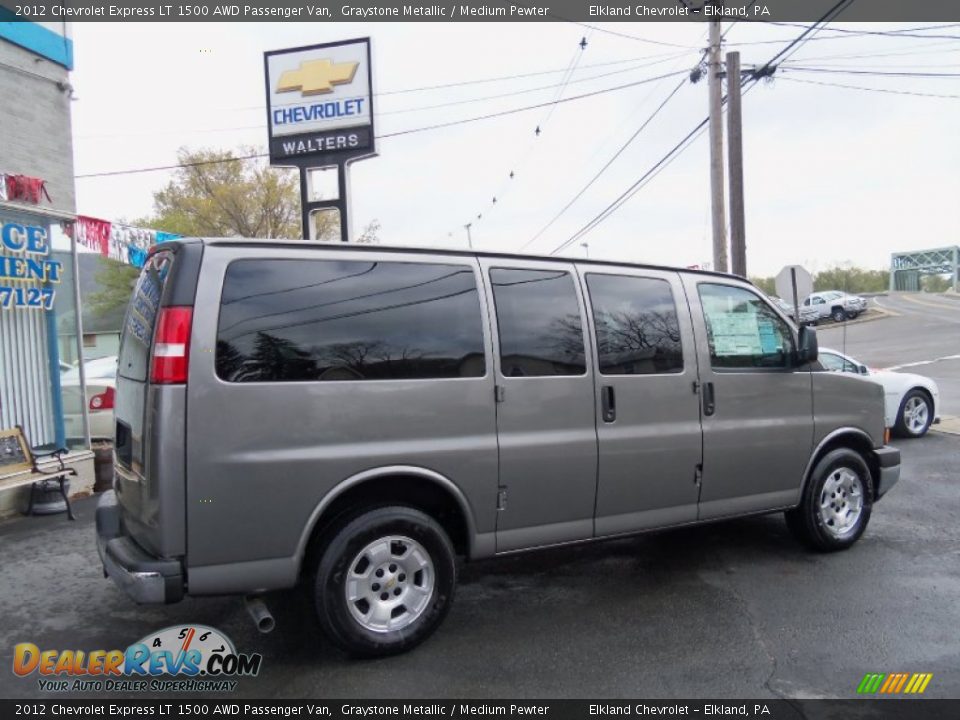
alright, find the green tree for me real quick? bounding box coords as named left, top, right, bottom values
left=750, top=276, right=776, bottom=295
left=921, top=274, right=951, bottom=292
left=138, top=146, right=381, bottom=243
left=87, top=257, right=140, bottom=320
left=138, top=146, right=303, bottom=239
left=813, top=266, right=889, bottom=294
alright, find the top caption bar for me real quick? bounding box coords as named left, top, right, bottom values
left=2, top=0, right=960, bottom=22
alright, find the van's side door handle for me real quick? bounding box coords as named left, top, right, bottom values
left=601, top=385, right=616, bottom=423
left=702, top=381, right=716, bottom=417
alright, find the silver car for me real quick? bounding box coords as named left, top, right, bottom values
left=771, top=296, right=818, bottom=325
left=97, top=239, right=900, bottom=657
left=803, top=290, right=868, bottom=323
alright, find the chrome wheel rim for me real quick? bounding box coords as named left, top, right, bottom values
left=904, top=396, right=929, bottom=434
left=818, top=467, right=864, bottom=539
left=345, top=535, right=434, bottom=633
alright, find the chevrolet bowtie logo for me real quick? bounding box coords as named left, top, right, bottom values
left=277, top=59, right=359, bottom=96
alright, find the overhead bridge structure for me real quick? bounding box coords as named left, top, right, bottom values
left=890, top=246, right=959, bottom=292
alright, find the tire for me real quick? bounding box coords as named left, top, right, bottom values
left=831, top=306, right=848, bottom=323
left=785, top=448, right=873, bottom=552
left=848, top=311, right=860, bottom=319
left=312, top=506, right=456, bottom=658
left=894, top=389, right=933, bottom=438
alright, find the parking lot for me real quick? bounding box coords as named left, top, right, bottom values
left=1, top=293, right=958, bottom=701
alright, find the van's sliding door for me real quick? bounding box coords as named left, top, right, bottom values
left=580, top=267, right=703, bottom=536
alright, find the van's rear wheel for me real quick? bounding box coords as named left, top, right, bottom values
left=313, top=506, right=455, bottom=657
left=785, top=448, right=873, bottom=552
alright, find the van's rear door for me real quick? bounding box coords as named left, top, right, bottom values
left=113, top=242, right=200, bottom=558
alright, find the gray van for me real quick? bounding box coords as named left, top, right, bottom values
left=97, top=239, right=900, bottom=657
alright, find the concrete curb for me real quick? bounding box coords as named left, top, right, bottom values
left=813, top=307, right=894, bottom=330
left=932, top=416, right=960, bottom=436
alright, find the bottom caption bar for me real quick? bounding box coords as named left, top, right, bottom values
left=2, top=700, right=958, bottom=720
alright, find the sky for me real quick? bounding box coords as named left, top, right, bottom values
left=67, top=16, right=960, bottom=277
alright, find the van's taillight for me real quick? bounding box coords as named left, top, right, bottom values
left=151, top=307, right=193, bottom=384
left=89, top=387, right=115, bottom=411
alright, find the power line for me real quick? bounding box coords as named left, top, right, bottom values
left=382, top=54, right=684, bottom=117
left=782, top=39, right=960, bottom=63
left=74, top=69, right=690, bottom=179
left=776, top=75, right=960, bottom=99
left=546, top=0, right=856, bottom=256
left=552, top=19, right=702, bottom=49
left=765, top=21, right=960, bottom=41
left=76, top=58, right=685, bottom=141
left=216, top=52, right=689, bottom=114
left=549, top=116, right=712, bottom=256
left=783, top=66, right=960, bottom=78
left=520, top=77, right=689, bottom=251
left=377, top=69, right=689, bottom=139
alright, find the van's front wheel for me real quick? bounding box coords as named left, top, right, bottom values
left=785, top=448, right=873, bottom=552
left=313, top=506, right=456, bottom=657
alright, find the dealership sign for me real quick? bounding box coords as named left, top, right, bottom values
left=0, top=222, right=61, bottom=310
left=264, top=38, right=375, bottom=165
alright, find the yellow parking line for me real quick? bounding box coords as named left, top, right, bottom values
left=898, top=294, right=960, bottom=310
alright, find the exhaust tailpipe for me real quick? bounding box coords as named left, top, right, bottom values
left=244, top=595, right=276, bottom=634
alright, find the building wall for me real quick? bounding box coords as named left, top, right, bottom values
left=0, top=32, right=77, bottom=449
left=0, top=37, right=76, bottom=217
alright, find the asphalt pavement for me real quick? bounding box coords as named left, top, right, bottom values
left=1, top=431, right=958, bottom=700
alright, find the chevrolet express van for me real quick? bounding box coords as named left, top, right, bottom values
left=97, top=239, right=900, bottom=657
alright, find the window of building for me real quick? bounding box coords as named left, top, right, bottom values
left=216, top=259, right=486, bottom=382
left=698, top=283, right=795, bottom=369
left=586, top=274, right=683, bottom=375
left=489, top=268, right=586, bottom=377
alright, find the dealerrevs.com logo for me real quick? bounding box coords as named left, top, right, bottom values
left=13, top=625, right=262, bottom=693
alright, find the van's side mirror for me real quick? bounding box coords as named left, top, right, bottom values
left=796, top=326, right=818, bottom=365
left=859, top=364, right=869, bottom=375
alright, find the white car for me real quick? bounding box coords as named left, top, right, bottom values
left=61, top=355, right=118, bottom=441
left=803, top=291, right=868, bottom=323
left=819, top=347, right=940, bottom=438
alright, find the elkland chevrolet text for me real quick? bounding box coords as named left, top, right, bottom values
left=97, top=239, right=900, bottom=656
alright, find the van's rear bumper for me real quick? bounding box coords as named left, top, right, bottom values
left=96, top=491, right=184, bottom=604
left=874, top=446, right=901, bottom=499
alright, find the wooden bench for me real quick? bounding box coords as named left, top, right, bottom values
left=0, top=426, right=77, bottom=520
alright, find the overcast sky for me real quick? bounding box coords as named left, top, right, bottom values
left=68, top=17, right=959, bottom=277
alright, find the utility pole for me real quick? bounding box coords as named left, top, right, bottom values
left=464, top=223, right=473, bottom=249
left=580, top=242, right=590, bottom=258
left=726, top=51, right=747, bottom=278
left=707, top=11, right=728, bottom=273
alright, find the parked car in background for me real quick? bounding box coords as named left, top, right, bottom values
left=803, top=291, right=868, bottom=323
left=62, top=355, right=117, bottom=440
left=771, top=296, right=818, bottom=325
left=819, top=347, right=940, bottom=438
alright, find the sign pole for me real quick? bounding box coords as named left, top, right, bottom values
left=297, top=162, right=350, bottom=242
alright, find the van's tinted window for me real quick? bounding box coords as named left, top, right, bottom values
left=586, top=274, right=683, bottom=375
left=490, top=268, right=586, bottom=377
left=216, top=260, right=485, bottom=382
left=118, top=252, right=171, bottom=382
left=698, top=283, right=795, bottom=369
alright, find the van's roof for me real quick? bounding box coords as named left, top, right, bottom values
left=161, top=236, right=742, bottom=282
